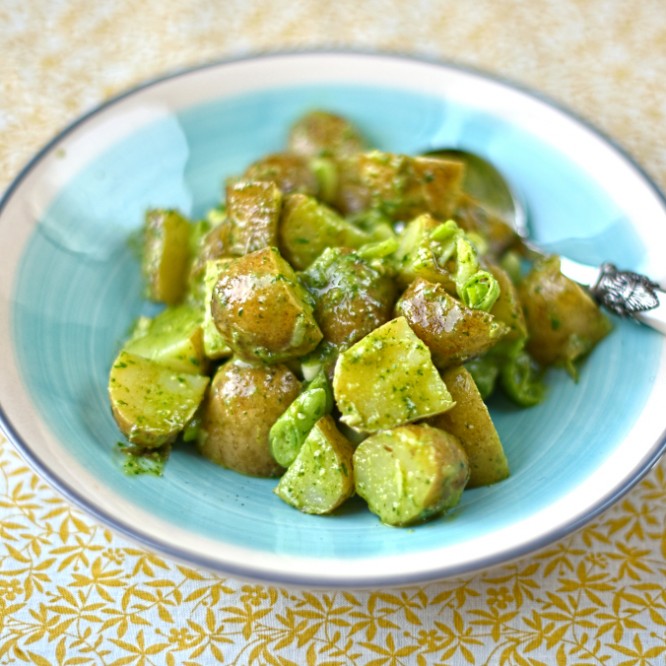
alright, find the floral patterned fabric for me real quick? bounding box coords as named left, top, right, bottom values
left=2, top=1, right=666, bottom=664
left=2, top=437, right=666, bottom=665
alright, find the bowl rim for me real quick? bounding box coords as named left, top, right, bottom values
left=1, top=49, right=666, bottom=588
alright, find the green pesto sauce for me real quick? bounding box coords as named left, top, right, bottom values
left=117, top=441, right=170, bottom=477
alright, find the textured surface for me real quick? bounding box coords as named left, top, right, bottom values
left=2, top=1, right=666, bottom=664
left=2, top=442, right=666, bottom=664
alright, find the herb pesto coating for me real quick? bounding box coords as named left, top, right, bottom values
left=353, top=424, right=470, bottom=526
left=274, top=415, right=355, bottom=514
left=109, top=108, right=613, bottom=523
left=199, top=359, right=301, bottom=478
left=519, top=256, right=612, bottom=371
left=430, top=365, right=509, bottom=487
left=333, top=317, right=454, bottom=432
left=211, top=246, right=322, bottom=363
left=301, top=247, right=397, bottom=350
left=396, top=278, right=509, bottom=370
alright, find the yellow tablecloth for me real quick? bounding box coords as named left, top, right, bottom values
left=2, top=1, right=666, bottom=663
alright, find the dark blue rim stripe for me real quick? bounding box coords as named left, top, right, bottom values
left=1, top=50, right=665, bottom=588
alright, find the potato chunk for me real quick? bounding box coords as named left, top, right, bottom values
left=274, top=416, right=355, bottom=514
left=353, top=424, right=469, bottom=526
left=301, top=247, right=396, bottom=350
left=430, top=366, right=509, bottom=487
left=225, top=180, right=283, bottom=256
left=109, top=351, right=209, bottom=448
left=279, top=193, right=371, bottom=270
left=124, top=304, right=205, bottom=375
left=241, top=153, right=319, bottom=196
left=519, top=256, right=612, bottom=368
left=142, top=209, right=191, bottom=305
left=199, top=360, right=301, bottom=477
left=336, top=151, right=464, bottom=220
left=488, top=262, right=527, bottom=345
left=396, top=279, right=509, bottom=369
left=453, top=193, right=519, bottom=258
left=333, top=317, right=454, bottom=432
left=211, top=247, right=322, bottom=363
left=287, top=110, right=366, bottom=161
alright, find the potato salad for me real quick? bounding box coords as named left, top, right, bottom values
left=108, top=110, right=612, bottom=526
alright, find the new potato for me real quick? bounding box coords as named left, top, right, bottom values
left=199, top=360, right=301, bottom=477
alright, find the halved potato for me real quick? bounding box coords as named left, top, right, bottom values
left=109, top=350, right=209, bottom=448
left=275, top=415, right=355, bottom=514
left=241, top=153, right=319, bottom=196
left=124, top=304, right=206, bottom=374
left=353, top=424, right=469, bottom=526
left=301, top=247, right=396, bottom=350
left=278, top=193, right=371, bottom=270
left=287, top=110, right=367, bottom=161
left=336, top=151, right=464, bottom=220
left=453, top=192, right=519, bottom=258
left=210, top=246, right=322, bottom=363
left=225, top=180, right=283, bottom=255
left=519, top=256, right=612, bottom=369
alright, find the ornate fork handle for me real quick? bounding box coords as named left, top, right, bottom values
left=590, top=263, right=666, bottom=333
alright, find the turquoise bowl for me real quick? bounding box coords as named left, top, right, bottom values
left=1, top=53, right=665, bottom=587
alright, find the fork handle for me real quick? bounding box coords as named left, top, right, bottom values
left=590, top=263, right=666, bottom=335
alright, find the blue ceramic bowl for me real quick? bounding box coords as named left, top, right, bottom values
left=1, top=52, right=665, bottom=587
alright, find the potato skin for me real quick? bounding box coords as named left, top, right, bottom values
left=353, top=424, right=470, bottom=526
left=225, top=180, right=283, bottom=256
left=336, top=152, right=464, bottom=220
left=430, top=366, right=509, bottom=487
left=395, top=278, right=508, bottom=369
left=487, top=263, right=527, bottom=345
left=287, top=110, right=366, bottom=161
left=199, top=360, right=301, bottom=477
left=211, top=247, right=322, bottom=363
left=519, top=256, right=612, bottom=367
left=302, top=247, right=396, bottom=349
left=453, top=193, right=519, bottom=258
left=241, top=153, right=319, bottom=196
